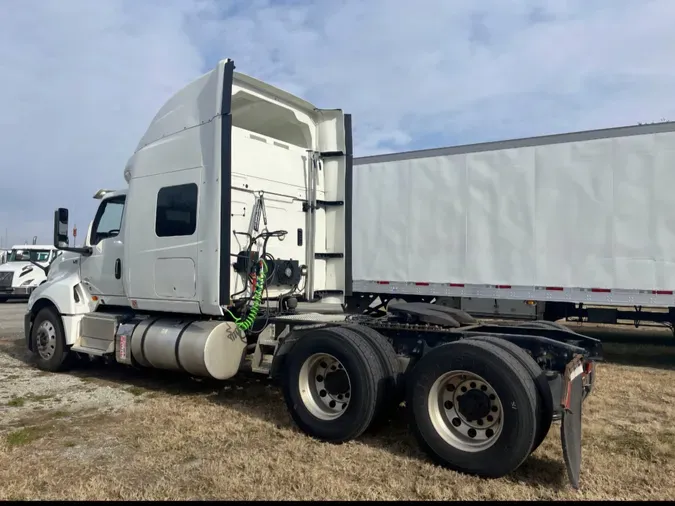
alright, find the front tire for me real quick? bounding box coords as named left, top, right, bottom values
left=407, top=340, right=538, bottom=478
left=30, top=307, right=73, bottom=372
left=281, top=327, right=385, bottom=443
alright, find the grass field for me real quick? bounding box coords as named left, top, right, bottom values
left=1, top=302, right=675, bottom=500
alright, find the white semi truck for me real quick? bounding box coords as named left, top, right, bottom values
left=0, top=244, right=60, bottom=301
left=349, top=121, right=675, bottom=331
left=24, top=59, right=600, bottom=489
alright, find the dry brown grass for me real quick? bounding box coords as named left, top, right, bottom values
left=1, top=323, right=675, bottom=500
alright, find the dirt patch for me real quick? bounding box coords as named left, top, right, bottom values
left=0, top=359, right=137, bottom=429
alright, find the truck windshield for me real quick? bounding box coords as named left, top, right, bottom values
left=8, top=249, right=51, bottom=262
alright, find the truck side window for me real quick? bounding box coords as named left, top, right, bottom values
left=91, top=197, right=126, bottom=245
left=155, top=183, right=198, bottom=237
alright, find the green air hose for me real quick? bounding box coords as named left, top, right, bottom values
left=231, top=258, right=268, bottom=331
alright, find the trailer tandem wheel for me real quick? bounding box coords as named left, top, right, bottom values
left=464, top=335, right=553, bottom=455
left=281, top=326, right=385, bottom=443
left=407, top=340, right=538, bottom=478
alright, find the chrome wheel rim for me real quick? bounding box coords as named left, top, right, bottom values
left=36, top=320, right=57, bottom=361
left=298, top=353, right=352, bottom=420
left=428, top=370, right=504, bottom=452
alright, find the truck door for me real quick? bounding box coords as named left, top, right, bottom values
left=80, top=195, right=127, bottom=305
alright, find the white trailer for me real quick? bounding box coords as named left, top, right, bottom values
left=0, top=244, right=60, bottom=301
left=349, top=122, right=675, bottom=329
left=24, top=59, right=599, bottom=488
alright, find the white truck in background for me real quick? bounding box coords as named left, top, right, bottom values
left=349, top=122, right=675, bottom=332
left=24, top=58, right=600, bottom=489
left=0, top=244, right=60, bottom=302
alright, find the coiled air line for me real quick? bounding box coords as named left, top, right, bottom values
left=228, top=258, right=268, bottom=331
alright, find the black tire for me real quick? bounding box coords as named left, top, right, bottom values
left=281, top=326, right=385, bottom=443
left=342, top=324, right=401, bottom=424
left=465, top=335, right=553, bottom=454
left=30, top=306, right=73, bottom=372
left=0, top=297, right=8, bottom=303
left=407, top=340, right=538, bottom=478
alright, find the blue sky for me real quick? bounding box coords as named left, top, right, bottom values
left=0, top=0, right=673, bottom=246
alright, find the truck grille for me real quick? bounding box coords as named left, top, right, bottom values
left=0, top=271, right=13, bottom=288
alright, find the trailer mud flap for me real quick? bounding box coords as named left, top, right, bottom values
left=561, top=354, right=584, bottom=489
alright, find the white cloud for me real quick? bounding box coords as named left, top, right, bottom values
left=0, top=0, right=673, bottom=245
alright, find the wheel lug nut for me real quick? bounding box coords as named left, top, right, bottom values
left=480, top=385, right=487, bottom=391
left=337, top=394, right=343, bottom=400
left=320, top=361, right=327, bottom=368
left=451, top=417, right=461, bottom=427
left=477, top=419, right=484, bottom=426
left=316, top=375, right=324, bottom=382
left=460, top=386, right=467, bottom=393
left=470, top=382, right=476, bottom=389
left=329, top=400, right=336, bottom=408
left=487, top=415, right=493, bottom=422
left=491, top=406, right=498, bottom=412
left=467, top=428, right=477, bottom=438
left=486, top=429, right=494, bottom=438
left=489, top=394, right=496, bottom=400
left=444, top=401, right=453, bottom=410
left=446, top=384, right=455, bottom=392
left=319, top=390, right=327, bottom=397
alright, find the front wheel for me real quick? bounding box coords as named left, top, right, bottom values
left=407, top=340, right=538, bottom=478
left=30, top=307, right=73, bottom=372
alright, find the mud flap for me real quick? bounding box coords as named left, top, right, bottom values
left=561, top=354, right=584, bottom=489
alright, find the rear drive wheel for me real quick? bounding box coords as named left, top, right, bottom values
left=407, top=340, right=538, bottom=478
left=31, top=306, right=73, bottom=372
left=281, top=327, right=385, bottom=443
left=466, top=335, right=553, bottom=454
left=342, top=324, right=401, bottom=423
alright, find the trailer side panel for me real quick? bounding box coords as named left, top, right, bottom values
left=351, top=124, right=675, bottom=296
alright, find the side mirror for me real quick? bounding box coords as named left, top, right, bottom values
left=53, top=208, right=70, bottom=248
